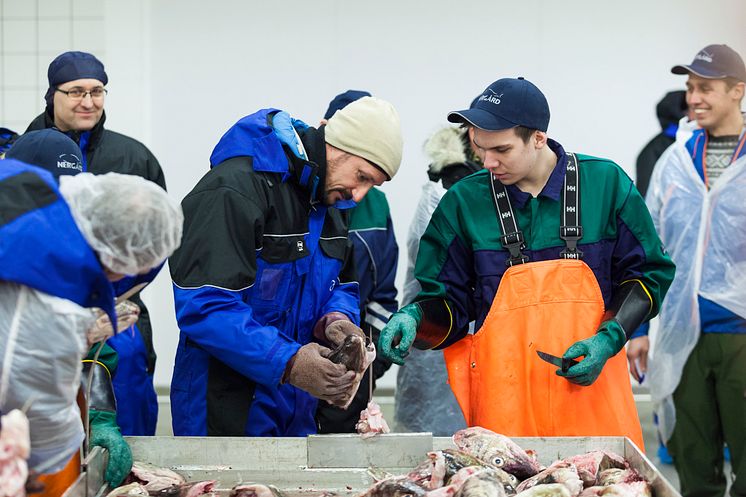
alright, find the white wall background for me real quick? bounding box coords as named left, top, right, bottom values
left=4, top=0, right=746, bottom=389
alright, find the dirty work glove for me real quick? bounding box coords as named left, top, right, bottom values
left=285, top=343, right=357, bottom=403
left=325, top=320, right=365, bottom=347
left=557, top=321, right=626, bottom=386
left=272, top=111, right=310, bottom=159
left=378, top=303, right=421, bottom=366
left=89, top=409, right=132, bottom=487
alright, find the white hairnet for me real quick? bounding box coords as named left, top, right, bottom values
left=59, top=173, right=183, bottom=275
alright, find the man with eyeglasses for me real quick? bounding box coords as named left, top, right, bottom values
left=26, top=51, right=167, bottom=440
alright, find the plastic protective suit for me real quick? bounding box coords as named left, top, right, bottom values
left=395, top=180, right=467, bottom=435
left=646, top=117, right=746, bottom=443
left=0, top=161, right=182, bottom=474
left=395, top=126, right=479, bottom=435
left=0, top=282, right=93, bottom=474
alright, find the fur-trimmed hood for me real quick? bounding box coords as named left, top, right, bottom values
left=424, top=126, right=468, bottom=174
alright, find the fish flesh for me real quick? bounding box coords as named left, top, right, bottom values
left=125, top=461, right=186, bottom=492
left=452, top=427, right=542, bottom=480
left=561, top=452, right=626, bottom=487
left=454, top=468, right=508, bottom=497
left=0, top=410, right=30, bottom=497
left=441, top=450, right=518, bottom=493
left=230, top=483, right=286, bottom=497
left=515, top=484, right=571, bottom=497
left=595, top=469, right=643, bottom=487
left=105, top=483, right=150, bottom=496
left=151, top=480, right=216, bottom=497
left=359, top=475, right=429, bottom=497
left=356, top=401, right=391, bottom=438
left=515, top=462, right=584, bottom=497
left=425, top=466, right=484, bottom=497
left=577, top=482, right=651, bottom=497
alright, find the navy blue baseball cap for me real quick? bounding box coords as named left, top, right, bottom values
left=448, top=77, right=550, bottom=132
left=5, top=129, right=83, bottom=180
left=672, top=44, right=746, bottom=82
left=45, top=51, right=108, bottom=106
left=324, top=90, right=372, bottom=120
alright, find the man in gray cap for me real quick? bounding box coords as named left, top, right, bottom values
left=642, top=44, right=745, bottom=497
left=26, top=51, right=166, bottom=438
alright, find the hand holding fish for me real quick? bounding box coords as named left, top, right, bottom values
left=284, top=343, right=357, bottom=403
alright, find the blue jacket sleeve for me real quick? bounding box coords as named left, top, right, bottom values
left=173, top=284, right=301, bottom=386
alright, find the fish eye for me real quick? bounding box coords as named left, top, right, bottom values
left=509, top=475, right=518, bottom=484
left=493, top=456, right=504, bottom=466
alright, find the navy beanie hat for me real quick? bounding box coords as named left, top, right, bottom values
left=44, top=51, right=108, bottom=107
left=323, top=90, right=372, bottom=120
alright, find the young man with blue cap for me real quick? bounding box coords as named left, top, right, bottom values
left=641, top=44, right=746, bottom=497
left=26, top=51, right=167, bottom=439
left=378, top=77, right=675, bottom=446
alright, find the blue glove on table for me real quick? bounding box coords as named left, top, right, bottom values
left=378, top=303, right=421, bottom=365
left=557, top=320, right=626, bottom=386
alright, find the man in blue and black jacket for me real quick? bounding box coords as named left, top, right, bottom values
left=169, top=96, right=403, bottom=436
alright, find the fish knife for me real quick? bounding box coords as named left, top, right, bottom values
left=536, top=350, right=580, bottom=373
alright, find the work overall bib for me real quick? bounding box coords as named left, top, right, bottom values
left=443, top=154, right=644, bottom=448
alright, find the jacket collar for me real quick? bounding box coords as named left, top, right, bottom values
left=506, top=138, right=567, bottom=209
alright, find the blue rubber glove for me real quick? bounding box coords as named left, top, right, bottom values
left=272, top=111, right=309, bottom=160
left=378, top=303, right=421, bottom=365
left=556, top=321, right=626, bottom=386
left=89, top=409, right=132, bottom=487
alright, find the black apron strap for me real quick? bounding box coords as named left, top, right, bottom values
left=490, top=173, right=528, bottom=267
left=560, top=153, right=583, bottom=259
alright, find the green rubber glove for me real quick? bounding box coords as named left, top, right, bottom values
left=378, top=303, right=421, bottom=365
left=89, top=409, right=132, bottom=487
left=557, top=321, right=626, bottom=386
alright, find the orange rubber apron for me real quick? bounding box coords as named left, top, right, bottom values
left=443, top=156, right=643, bottom=448
left=37, top=451, right=81, bottom=497
left=443, top=258, right=644, bottom=449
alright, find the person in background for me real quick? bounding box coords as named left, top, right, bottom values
left=635, top=90, right=689, bottom=197
left=0, top=128, right=19, bottom=158
left=25, top=51, right=168, bottom=437
left=643, top=44, right=746, bottom=497
left=395, top=121, right=481, bottom=436
left=314, top=90, right=400, bottom=434
left=0, top=161, right=182, bottom=492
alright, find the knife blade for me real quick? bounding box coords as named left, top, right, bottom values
left=536, top=350, right=580, bottom=373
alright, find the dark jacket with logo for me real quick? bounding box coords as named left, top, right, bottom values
left=27, top=109, right=166, bottom=436
left=169, top=109, right=360, bottom=436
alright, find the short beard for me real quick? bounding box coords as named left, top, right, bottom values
left=323, top=151, right=353, bottom=205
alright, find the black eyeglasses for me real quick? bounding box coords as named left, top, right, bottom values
left=55, top=87, right=108, bottom=100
